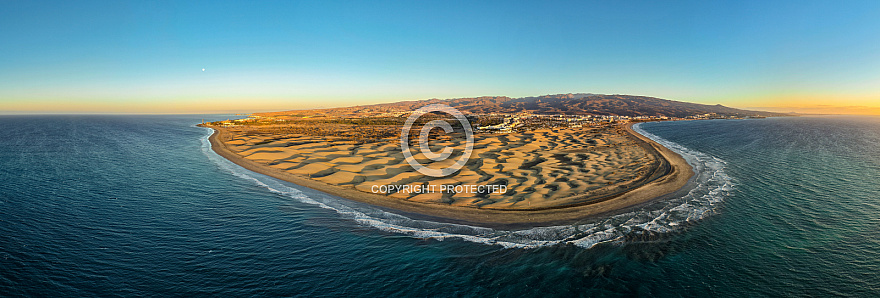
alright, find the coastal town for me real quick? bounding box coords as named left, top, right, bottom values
left=212, top=110, right=759, bottom=135
left=209, top=93, right=782, bottom=137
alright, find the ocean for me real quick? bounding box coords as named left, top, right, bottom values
left=1, top=115, right=878, bottom=296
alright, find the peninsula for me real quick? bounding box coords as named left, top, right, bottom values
left=202, top=94, right=779, bottom=227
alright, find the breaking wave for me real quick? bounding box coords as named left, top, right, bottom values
left=200, top=123, right=732, bottom=249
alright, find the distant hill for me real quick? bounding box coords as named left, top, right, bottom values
left=259, top=93, right=787, bottom=118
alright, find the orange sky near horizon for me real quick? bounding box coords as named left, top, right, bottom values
left=3, top=93, right=879, bottom=115
left=746, top=105, right=880, bottom=116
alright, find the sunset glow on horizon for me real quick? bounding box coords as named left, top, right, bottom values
left=2, top=1, right=879, bottom=114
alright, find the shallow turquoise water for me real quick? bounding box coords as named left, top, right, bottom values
left=1, top=115, right=878, bottom=296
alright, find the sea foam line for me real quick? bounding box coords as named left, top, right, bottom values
left=199, top=124, right=732, bottom=249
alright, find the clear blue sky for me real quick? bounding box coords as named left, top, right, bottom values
left=2, top=0, right=879, bottom=113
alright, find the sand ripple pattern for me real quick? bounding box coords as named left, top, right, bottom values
left=221, top=127, right=658, bottom=209
left=202, top=124, right=732, bottom=249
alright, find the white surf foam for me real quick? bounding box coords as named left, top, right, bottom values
left=199, top=124, right=733, bottom=249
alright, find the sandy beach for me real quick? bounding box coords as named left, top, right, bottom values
left=206, top=123, right=693, bottom=228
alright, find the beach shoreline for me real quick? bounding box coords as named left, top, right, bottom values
left=205, top=123, right=693, bottom=229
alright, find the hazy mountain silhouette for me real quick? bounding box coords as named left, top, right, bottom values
left=263, top=93, right=786, bottom=118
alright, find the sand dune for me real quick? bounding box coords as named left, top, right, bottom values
left=216, top=125, right=666, bottom=209
left=207, top=122, right=692, bottom=227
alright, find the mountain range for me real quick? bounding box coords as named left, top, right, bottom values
left=260, top=93, right=787, bottom=118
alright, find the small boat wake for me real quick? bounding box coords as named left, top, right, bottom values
left=201, top=123, right=732, bottom=249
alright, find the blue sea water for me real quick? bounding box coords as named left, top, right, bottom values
left=1, top=115, right=879, bottom=296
